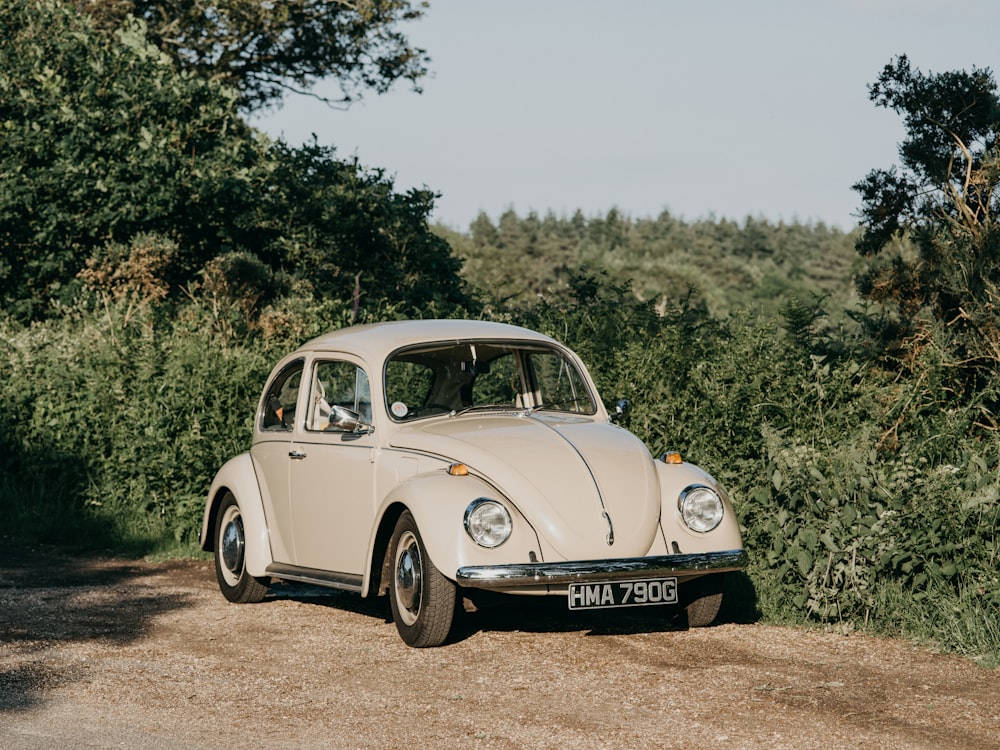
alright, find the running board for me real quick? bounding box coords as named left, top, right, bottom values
left=265, top=563, right=364, bottom=593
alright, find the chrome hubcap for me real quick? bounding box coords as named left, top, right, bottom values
left=395, top=534, right=421, bottom=615
left=221, top=515, right=245, bottom=576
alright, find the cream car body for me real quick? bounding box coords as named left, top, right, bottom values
left=201, top=320, right=747, bottom=646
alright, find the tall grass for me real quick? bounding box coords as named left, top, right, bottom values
left=872, top=577, right=1000, bottom=667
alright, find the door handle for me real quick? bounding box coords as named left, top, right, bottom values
left=289, top=450, right=307, bottom=460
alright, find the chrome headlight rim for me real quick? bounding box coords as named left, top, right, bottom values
left=463, top=498, right=513, bottom=548
left=678, top=484, right=724, bottom=533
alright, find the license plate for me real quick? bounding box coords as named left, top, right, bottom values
left=568, top=577, right=678, bottom=610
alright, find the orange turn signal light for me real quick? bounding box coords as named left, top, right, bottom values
left=661, top=452, right=683, bottom=465
left=448, top=463, right=470, bottom=476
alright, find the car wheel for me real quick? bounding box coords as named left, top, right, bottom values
left=388, top=510, right=456, bottom=647
left=214, top=493, right=269, bottom=604
left=684, top=575, right=724, bottom=627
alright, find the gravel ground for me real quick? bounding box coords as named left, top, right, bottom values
left=1, top=546, right=998, bottom=749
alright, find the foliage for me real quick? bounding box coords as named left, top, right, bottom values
left=0, top=0, right=253, bottom=318
left=747, top=394, right=999, bottom=665
left=251, top=139, right=471, bottom=316
left=501, top=274, right=999, bottom=662
left=853, top=55, right=1000, bottom=368
left=0, top=249, right=426, bottom=554
left=0, top=14, right=997, bottom=662
left=442, top=208, right=861, bottom=323
left=0, top=301, right=272, bottom=553
left=69, top=0, right=430, bottom=111
left=0, top=0, right=470, bottom=321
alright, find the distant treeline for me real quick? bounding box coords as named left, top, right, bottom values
left=440, top=209, right=862, bottom=320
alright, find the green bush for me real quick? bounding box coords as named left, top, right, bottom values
left=507, top=273, right=998, bottom=662
left=0, top=298, right=276, bottom=554
left=1, top=267, right=997, bottom=662
left=0, top=250, right=451, bottom=555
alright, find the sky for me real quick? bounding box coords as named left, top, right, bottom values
left=254, top=0, right=1000, bottom=232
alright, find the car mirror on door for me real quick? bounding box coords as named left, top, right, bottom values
left=611, top=398, right=630, bottom=423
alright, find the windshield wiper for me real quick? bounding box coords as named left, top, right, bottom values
left=450, top=397, right=592, bottom=418
left=450, top=403, right=522, bottom=417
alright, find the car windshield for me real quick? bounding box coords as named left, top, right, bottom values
left=384, top=341, right=597, bottom=421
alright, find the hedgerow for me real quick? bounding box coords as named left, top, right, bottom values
left=508, top=273, right=999, bottom=663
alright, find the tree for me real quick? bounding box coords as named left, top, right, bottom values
left=0, top=1, right=470, bottom=320
left=0, top=0, right=258, bottom=318
left=250, top=139, right=470, bottom=313
left=69, top=0, right=430, bottom=111
left=453, top=208, right=857, bottom=320
left=853, top=56, right=1000, bottom=364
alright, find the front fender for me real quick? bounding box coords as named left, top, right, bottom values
left=200, top=453, right=273, bottom=578
left=654, top=460, right=744, bottom=554
left=372, top=472, right=542, bottom=586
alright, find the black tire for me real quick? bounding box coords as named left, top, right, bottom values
left=213, top=493, right=269, bottom=604
left=388, top=510, right=456, bottom=647
left=683, top=575, right=724, bottom=627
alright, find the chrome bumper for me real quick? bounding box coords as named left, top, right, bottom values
left=455, top=549, right=748, bottom=590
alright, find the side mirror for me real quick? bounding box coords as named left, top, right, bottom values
left=329, top=404, right=369, bottom=433
left=611, top=398, right=630, bottom=423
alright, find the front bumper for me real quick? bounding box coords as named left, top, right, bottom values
left=455, top=549, right=747, bottom=590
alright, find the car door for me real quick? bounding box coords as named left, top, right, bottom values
left=250, top=358, right=306, bottom=565
left=288, top=356, right=376, bottom=574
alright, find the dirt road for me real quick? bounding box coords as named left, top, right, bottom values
left=1, top=546, right=997, bottom=749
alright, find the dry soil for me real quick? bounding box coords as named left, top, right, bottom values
left=1, top=545, right=998, bottom=749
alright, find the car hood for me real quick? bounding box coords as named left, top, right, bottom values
left=389, top=414, right=661, bottom=560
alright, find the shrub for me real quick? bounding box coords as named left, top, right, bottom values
left=0, top=299, right=276, bottom=553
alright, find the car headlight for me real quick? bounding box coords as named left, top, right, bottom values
left=678, top=485, right=724, bottom=533
left=464, top=499, right=512, bottom=548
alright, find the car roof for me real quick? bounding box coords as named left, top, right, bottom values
left=299, top=319, right=560, bottom=361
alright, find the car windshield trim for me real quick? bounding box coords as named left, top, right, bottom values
left=525, top=396, right=595, bottom=415
left=383, top=338, right=597, bottom=422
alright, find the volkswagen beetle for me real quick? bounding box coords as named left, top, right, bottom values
left=200, top=320, right=747, bottom=647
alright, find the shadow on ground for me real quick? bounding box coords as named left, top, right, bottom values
left=263, top=569, right=760, bottom=646
left=0, top=544, right=194, bottom=712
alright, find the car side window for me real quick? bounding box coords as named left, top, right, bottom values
left=308, top=360, right=372, bottom=431
left=262, top=360, right=304, bottom=431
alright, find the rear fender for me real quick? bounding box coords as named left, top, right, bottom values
left=200, top=453, right=273, bottom=578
